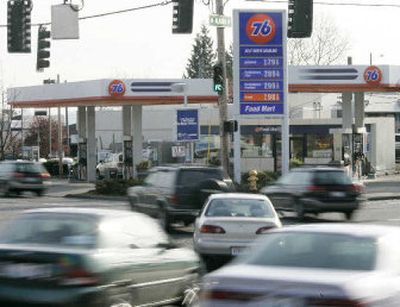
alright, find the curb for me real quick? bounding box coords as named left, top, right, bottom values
left=366, top=195, right=400, bottom=201
left=64, top=194, right=128, bottom=202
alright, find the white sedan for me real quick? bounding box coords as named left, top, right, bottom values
left=199, top=223, right=400, bottom=307
left=193, top=193, right=282, bottom=270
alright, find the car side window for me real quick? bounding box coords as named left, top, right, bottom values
left=157, top=171, right=175, bottom=189
left=278, top=172, right=311, bottom=185
left=144, top=172, right=159, bottom=186
left=122, top=216, right=170, bottom=248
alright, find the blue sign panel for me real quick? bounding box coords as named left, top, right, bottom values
left=177, top=109, right=199, bottom=141
left=238, top=11, right=285, bottom=115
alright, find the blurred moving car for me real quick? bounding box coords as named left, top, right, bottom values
left=193, top=193, right=281, bottom=271
left=96, top=152, right=123, bottom=179
left=0, top=160, right=50, bottom=197
left=0, top=208, right=202, bottom=307
left=200, top=223, right=400, bottom=307
left=127, top=165, right=234, bottom=231
left=260, top=166, right=364, bottom=220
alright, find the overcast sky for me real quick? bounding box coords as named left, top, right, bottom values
left=1, top=0, right=399, bottom=90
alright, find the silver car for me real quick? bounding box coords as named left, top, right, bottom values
left=193, top=193, right=281, bottom=270
left=200, top=223, right=400, bottom=307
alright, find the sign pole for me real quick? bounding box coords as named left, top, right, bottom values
left=282, top=13, right=289, bottom=175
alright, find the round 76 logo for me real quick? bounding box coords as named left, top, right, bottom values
left=108, top=79, right=126, bottom=97
left=364, top=66, right=382, bottom=85
left=246, top=14, right=276, bottom=44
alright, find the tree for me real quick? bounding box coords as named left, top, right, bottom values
left=24, top=117, right=63, bottom=159
left=288, top=15, right=350, bottom=65
left=0, top=93, right=21, bottom=160
left=184, top=25, right=216, bottom=78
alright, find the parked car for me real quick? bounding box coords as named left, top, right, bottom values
left=260, top=166, right=364, bottom=220
left=193, top=193, right=281, bottom=271
left=396, top=133, right=400, bottom=163
left=200, top=223, right=400, bottom=306
left=0, top=160, right=50, bottom=197
left=0, top=207, right=202, bottom=307
left=127, top=165, right=234, bottom=232
left=96, top=152, right=123, bottom=179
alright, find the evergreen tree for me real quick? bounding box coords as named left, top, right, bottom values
left=184, top=25, right=216, bottom=78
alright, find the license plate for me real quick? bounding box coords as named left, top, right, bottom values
left=231, top=246, right=246, bottom=256
left=330, top=191, right=345, bottom=198
left=0, top=263, right=52, bottom=279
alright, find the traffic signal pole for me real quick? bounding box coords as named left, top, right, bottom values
left=216, top=0, right=230, bottom=177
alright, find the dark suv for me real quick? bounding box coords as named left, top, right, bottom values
left=260, top=167, right=364, bottom=220
left=127, top=165, right=234, bottom=231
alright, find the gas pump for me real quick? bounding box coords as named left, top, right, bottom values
left=123, top=139, right=133, bottom=179
left=78, top=142, right=87, bottom=180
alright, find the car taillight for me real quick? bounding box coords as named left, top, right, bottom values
left=308, top=298, right=367, bottom=306
left=351, top=184, right=364, bottom=193
left=13, top=172, right=24, bottom=178
left=200, top=225, right=226, bottom=234
left=168, top=194, right=179, bottom=205
left=256, top=226, right=276, bottom=234
left=307, top=185, right=326, bottom=192
left=58, top=257, right=99, bottom=286
left=41, top=172, right=51, bottom=179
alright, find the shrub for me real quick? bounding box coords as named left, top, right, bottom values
left=95, top=178, right=143, bottom=196
left=43, top=160, right=69, bottom=177
left=290, top=158, right=303, bottom=169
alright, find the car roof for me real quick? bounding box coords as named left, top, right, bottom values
left=208, top=193, right=269, bottom=200
left=22, top=207, right=135, bottom=219
left=292, top=166, right=345, bottom=172
left=272, top=223, right=400, bottom=238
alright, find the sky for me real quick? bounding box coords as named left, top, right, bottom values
left=1, top=0, right=400, bottom=91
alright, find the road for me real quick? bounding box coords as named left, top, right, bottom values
left=1, top=195, right=400, bottom=248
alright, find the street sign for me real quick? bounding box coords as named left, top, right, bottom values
left=209, top=14, right=231, bottom=27
left=234, top=11, right=287, bottom=116
left=176, top=109, right=199, bottom=141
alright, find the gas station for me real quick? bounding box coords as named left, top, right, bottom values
left=7, top=64, right=400, bottom=182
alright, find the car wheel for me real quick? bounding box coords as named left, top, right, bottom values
left=0, top=183, right=9, bottom=197
left=158, top=208, right=171, bottom=233
left=36, top=190, right=44, bottom=197
left=182, top=281, right=200, bottom=306
left=345, top=211, right=354, bottom=220
left=295, top=202, right=305, bottom=221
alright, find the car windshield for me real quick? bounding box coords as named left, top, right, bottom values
left=0, top=213, right=99, bottom=249
left=205, top=198, right=274, bottom=218
left=242, top=232, right=376, bottom=271
left=314, top=171, right=352, bottom=185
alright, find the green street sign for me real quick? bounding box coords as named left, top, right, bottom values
left=209, top=14, right=231, bottom=27
left=214, top=84, right=224, bottom=93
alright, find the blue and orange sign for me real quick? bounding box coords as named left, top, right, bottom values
left=364, top=66, right=382, bottom=85
left=108, top=80, right=126, bottom=97
left=237, top=11, right=285, bottom=115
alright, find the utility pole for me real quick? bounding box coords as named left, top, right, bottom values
left=57, top=74, right=63, bottom=178
left=216, top=0, right=230, bottom=176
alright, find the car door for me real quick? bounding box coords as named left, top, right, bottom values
left=121, top=216, right=197, bottom=305
left=264, top=172, right=296, bottom=210
left=132, top=171, right=159, bottom=215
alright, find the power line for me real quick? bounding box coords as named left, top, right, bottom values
left=0, top=1, right=172, bottom=28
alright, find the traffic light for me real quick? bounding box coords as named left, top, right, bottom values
left=213, top=63, right=224, bottom=95
left=288, top=0, right=313, bottom=38
left=223, top=120, right=238, bottom=134
left=36, top=25, right=51, bottom=71
left=7, top=0, right=32, bottom=53
left=172, top=0, right=194, bottom=34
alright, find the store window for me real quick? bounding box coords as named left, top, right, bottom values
left=306, top=135, right=333, bottom=159
left=241, top=133, right=274, bottom=158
